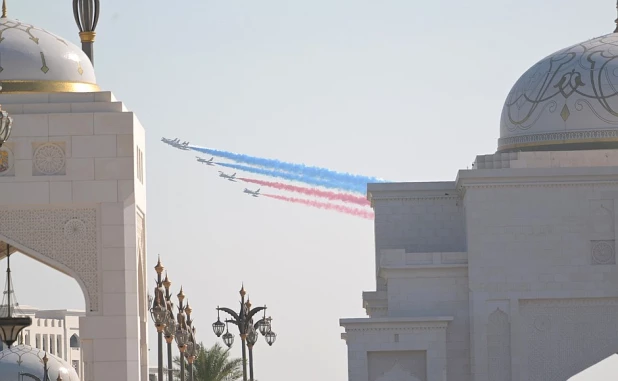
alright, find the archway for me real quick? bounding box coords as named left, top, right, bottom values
left=0, top=242, right=87, bottom=379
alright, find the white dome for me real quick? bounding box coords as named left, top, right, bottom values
left=499, top=33, right=618, bottom=152
left=0, top=16, right=98, bottom=93
left=0, top=344, right=80, bottom=380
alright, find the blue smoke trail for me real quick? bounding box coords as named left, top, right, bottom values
left=216, top=162, right=366, bottom=194
left=190, top=145, right=387, bottom=185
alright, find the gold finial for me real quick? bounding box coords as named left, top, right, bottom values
left=2, top=0, right=7, bottom=18
left=185, top=301, right=192, bottom=316
left=245, top=297, right=252, bottom=309
left=163, top=272, right=171, bottom=289
left=240, top=283, right=246, bottom=297
left=43, top=352, right=48, bottom=364
left=177, top=286, right=185, bottom=302
left=57, top=375, right=63, bottom=381
left=155, top=256, right=164, bottom=274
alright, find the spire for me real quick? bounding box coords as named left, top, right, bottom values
left=615, top=0, right=618, bottom=33
left=2, top=0, right=6, bottom=18
left=72, top=0, right=100, bottom=65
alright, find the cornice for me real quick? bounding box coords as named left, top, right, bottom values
left=340, top=316, right=453, bottom=333
left=456, top=166, right=618, bottom=194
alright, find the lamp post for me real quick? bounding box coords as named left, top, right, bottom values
left=0, top=244, right=32, bottom=348
left=184, top=303, right=198, bottom=381
left=149, top=257, right=167, bottom=381
left=185, top=327, right=199, bottom=381
left=0, top=103, right=12, bottom=147
left=212, top=285, right=277, bottom=381
left=175, top=288, right=190, bottom=381
left=162, top=273, right=176, bottom=381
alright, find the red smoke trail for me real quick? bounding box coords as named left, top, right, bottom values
left=264, top=194, right=374, bottom=220
left=240, top=178, right=370, bottom=207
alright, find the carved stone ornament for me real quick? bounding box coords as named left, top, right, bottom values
left=520, top=298, right=618, bottom=381
left=375, top=362, right=421, bottom=381
left=33, top=143, right=65, bottom=175
left=0, top=208, right=98, bottom=310
left=0, top=146, right=13, bottom=175
left=591, top=240, right=616, bottom=265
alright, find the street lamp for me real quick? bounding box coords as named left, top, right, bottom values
left=212, top=285, right=277, bottom=381
left=150, top=257, right=167, bottom=381
left=184, top=302, right=197, bottom=381
left=0, top=244, right=32, bottom=348
left=162, top=273, right=175, bottom=381
left=0, top=102, right=13, bottom=147
left=185, top=327, right=199, bottom=381
left=175, top=288, right=190, bottom=381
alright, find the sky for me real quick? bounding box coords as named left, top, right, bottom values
left=1, top=0, right=618, bottom=380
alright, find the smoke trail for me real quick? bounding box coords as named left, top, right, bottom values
left=264, top=194, right=374, bottom=220
left=191, top=145, right=386, bottom=185
left=216, top=162, right=366, bottom=194
left=240, top=178, right=370, bottom=207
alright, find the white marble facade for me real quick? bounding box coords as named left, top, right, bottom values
left=0, top=91, right=149, bottom=381
left=341, top=151, right=618, bottom=381
left=340, top=26, right=618, bottom=381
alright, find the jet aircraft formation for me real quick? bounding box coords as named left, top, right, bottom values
left=162, top=137, right=260, bottom=197
left=161, top=136, right=375, bottom=219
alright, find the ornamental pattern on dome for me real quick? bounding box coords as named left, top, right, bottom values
left=0, top=345, right=80, bottom=381
left=0, top=19, right=68, bottom=73
left=498, top=34, right=618, bottom=151
left=502, top=34, right=618, bottom=132
left=0, top=17, right=96, bottom=87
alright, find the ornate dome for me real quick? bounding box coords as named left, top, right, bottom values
left=0, top=16, right=98, bottom=93
left=499, top=33, right=618, bottom=152
left=0, top=344, right=80, bottom=380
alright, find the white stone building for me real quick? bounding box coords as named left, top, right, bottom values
left=340, top=11, right=618, bottom=381
left=0, top=305, right=85, bottom=378
left=0, top=3, right=149, bottom=381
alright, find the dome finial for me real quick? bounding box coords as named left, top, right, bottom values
left=2, top=0, right=7, bottom=18
left=72, top=0, right=100, bottom=65
left=614, top=0, right=618, bottom=33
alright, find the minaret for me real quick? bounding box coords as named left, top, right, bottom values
left=72, top=0, right=99, bottom=65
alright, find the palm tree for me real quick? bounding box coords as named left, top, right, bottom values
left=173, top=342, right=243, bottom=381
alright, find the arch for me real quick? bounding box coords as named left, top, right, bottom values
left=487, top=308, right=511, bottom=381
left=70, top=334, right=80, bottom=349
left=0, top=233, right=92, bottom=312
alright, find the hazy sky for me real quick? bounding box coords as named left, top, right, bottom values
left=2, top=0, right=618, bottom=380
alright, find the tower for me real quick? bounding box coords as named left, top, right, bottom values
left=0, top=2, right=148, bottom=381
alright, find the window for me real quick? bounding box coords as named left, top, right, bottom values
left=70, top=334, right=80, bottom=348
left=24, top=330, right=30, bottom=346
left=35, top=334, right=40, bottom=349
left=52, top=320, right=55, bottom=327
left=136, top=146, right=145, bottom=184
left=42, top=334, right=48, bottom=351
left=57, top=335, right=63, bottom=358
left=50, top=334, right=55, bottom=354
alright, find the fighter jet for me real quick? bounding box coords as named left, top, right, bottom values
left=243, top=188, right=260, bottom=197
left=161, top=137, right=190, bottom=150
left=196, top=156, right=215, bottom=165
left=161, top=137, right=180, bottom=146
left=218, top=171, right=237, bottom=181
